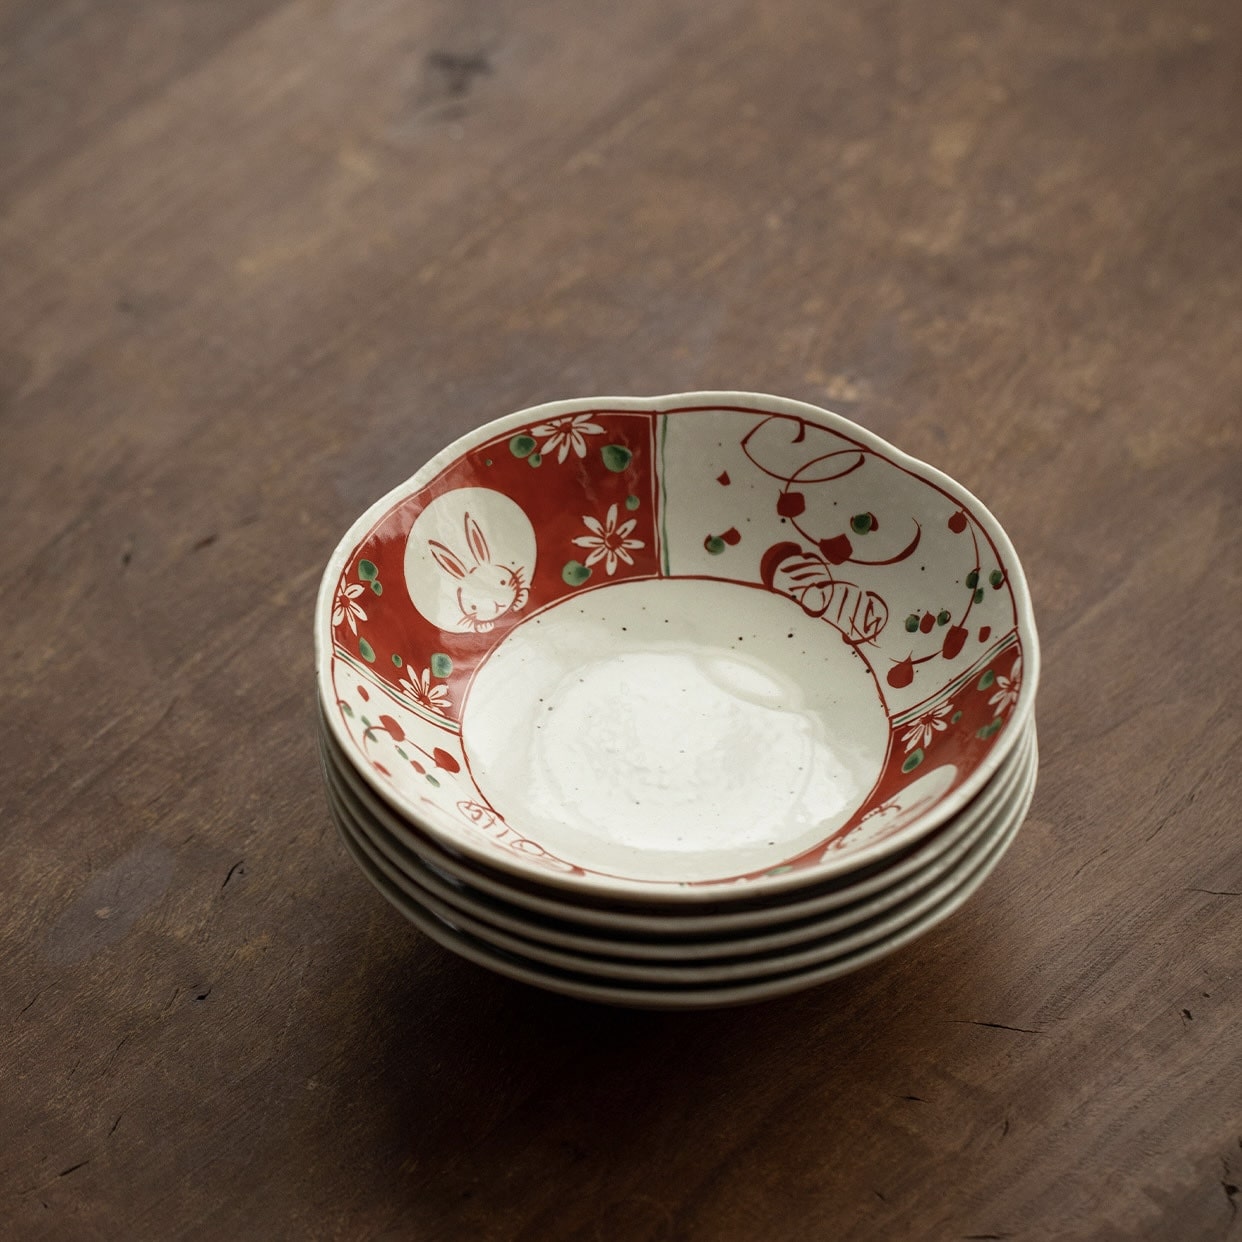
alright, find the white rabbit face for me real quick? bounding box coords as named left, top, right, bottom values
left=455, top=562, right=529, bottom=631
left=404, top=488, right=537, bottom=634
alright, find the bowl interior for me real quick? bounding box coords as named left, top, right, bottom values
left=317, top=394, right=1036, bottom=893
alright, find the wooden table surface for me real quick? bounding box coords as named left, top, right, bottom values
left=3, top=1, right=1239, bottom=1238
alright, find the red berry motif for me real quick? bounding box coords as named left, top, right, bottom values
left=948, top=511, right=968, bottom=534
left=887, top=656, right=915, bottom=688
left=721, top=527, right=742, bottom=546
left=777, top=491, right=806, bottom=517
left=378, top=715, right=404, bottom=742
left=432, top=748, right=460, bottom=773
left=942, top=625, right=968, bottom=660
left=919, top=611, right=935, bottom=634
left=818, top=534, right=853, bottom=564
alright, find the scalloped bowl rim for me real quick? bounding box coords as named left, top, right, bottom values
left=314, top=391, right=1040, bottom=901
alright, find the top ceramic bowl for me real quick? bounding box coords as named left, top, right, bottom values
left=315, top=393, right=1038, bottom=900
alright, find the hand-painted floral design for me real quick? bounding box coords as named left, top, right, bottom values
left=324, top=404, right=1029, bottom=888
left=332, top=574, right=368, bottom=634
left=398, top=667, right=452, bottom=716
left=901, top=701, right=955, bottom=752
left=572, top=504, right=645, bottom=576
left=989, top=656, right=1022, bottom=716
left=530, top=412, right=606, bottom=464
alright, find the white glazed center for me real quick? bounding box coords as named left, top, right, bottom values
left=460, top=578, right=890, bottom=881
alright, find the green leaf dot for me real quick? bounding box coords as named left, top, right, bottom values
left=484, top=457, right=493, bottom=466
left=509, top=434, right=536, bottom=458
left=358, top=559, right=378, bottom=581
left=370, top=580, right=383, bottom=595
left=601, top=444, right=632, bottom=473
left=974, top=587, right=985, bottom=604
left=902, top=748, right=925, bottom=773
left=430, top=653, right=453, bottom=678
left=705, top=536, right=726, bottom=555
left=951, top=710, right=962, bottom=724
left=989, top=568, right=1005, bottom=588
left=341, top=703, right=354, bottom=717
left=977, top=719, right=1003, bottom=739
left=426, top=774, right=440, bottom=787
left=905, top=613, right=920, bottom=633
left=850, top=512, right=873, bottom=534
left=978, top=669, right=995, bottom=690
left=528, top=452, right=542, bottom=468
left=766, top=865, right=794, bottom=876
left=358, top=638, right=376, bottom=663
left=937, top=609, right=950, bottom=626
left=391, top=653, right=403, bottom=667
left=625, top=494, right=640, bottom=511
left=966, top=569, right=980, bottom=589
left=562, top=560, right=591, bottom=586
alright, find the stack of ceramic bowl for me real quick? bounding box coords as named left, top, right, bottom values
left=315, top=392, right=1039, bottom=1008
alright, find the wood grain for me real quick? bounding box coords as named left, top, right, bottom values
left=2, top=0, right=1239, bottom=1238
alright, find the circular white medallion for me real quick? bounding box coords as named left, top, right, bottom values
left=403, top=488, right=537, bottom=634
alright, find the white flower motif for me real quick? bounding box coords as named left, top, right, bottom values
left=332, top=574, right=368, bottom=634
left=901, top=701, right=955, bottom=752
left=572, top=504, right=645, bottom=576
left=530, top=412, right=605, bottom=464
left=398, top=667, right=452, bottom=716
left=989, top=656, right=1022, bottom=717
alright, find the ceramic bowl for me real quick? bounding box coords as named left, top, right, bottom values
left=318, top=707, right=1035, bottom=949
left=323, top=718, right=1036, bottom=966
left=316, top=392, right=1038, bottom=899
left=325, top=751, right=1038, bottom=1009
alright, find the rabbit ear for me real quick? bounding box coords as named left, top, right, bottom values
left=463, top=513, right=490, bottom=565
left=428, top=540, right=466, bottom=579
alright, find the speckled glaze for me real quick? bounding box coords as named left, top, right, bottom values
left=315, top=393, right=1039, bottom=898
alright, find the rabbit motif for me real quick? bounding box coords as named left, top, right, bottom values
left=428, top=513, right=530, bottom=632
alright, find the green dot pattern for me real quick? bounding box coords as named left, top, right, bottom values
left=601, top=445, right=632, bottom=472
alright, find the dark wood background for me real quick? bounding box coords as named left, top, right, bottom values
left=2, top=1, right=1239, bottom=1238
